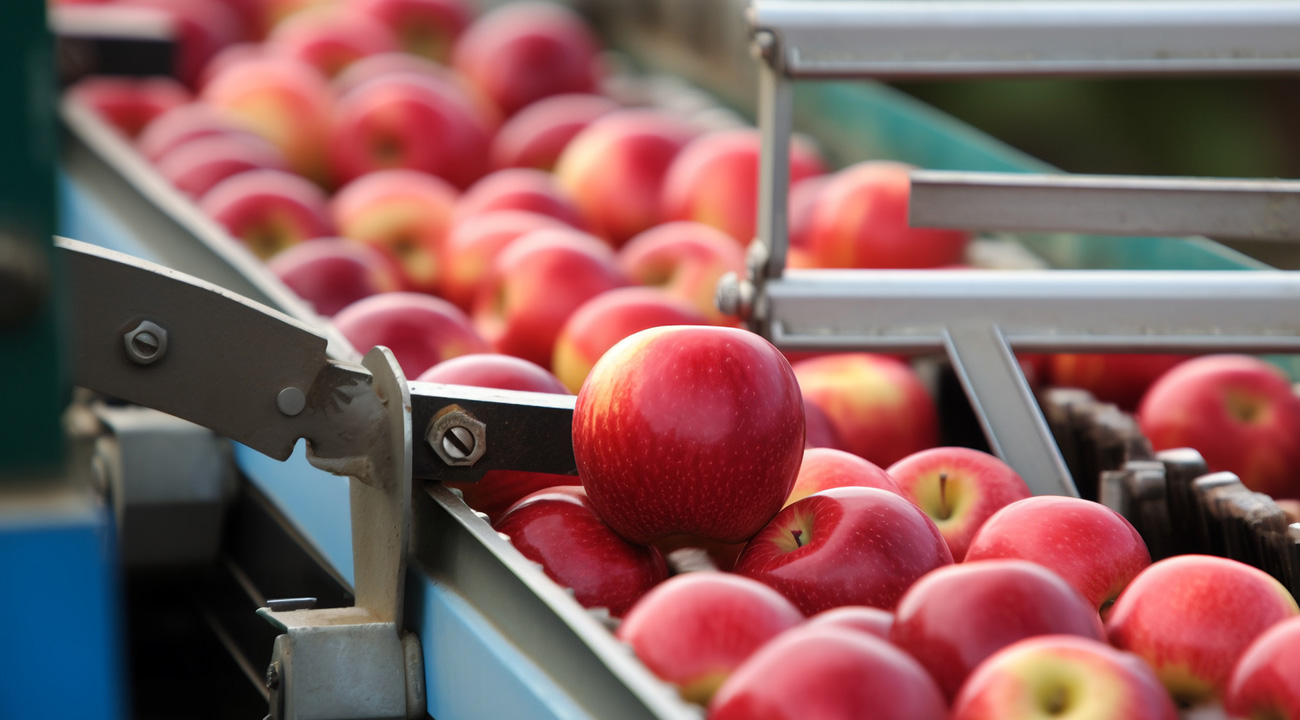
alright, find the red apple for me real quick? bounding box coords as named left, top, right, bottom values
left=802, top=398, right=843, bottom=450
left=891, top=559, right=1107, bottom=701
left=573, top=325, right=804, bottom=545
left=195, top=41, right=266, bottom=90
left=451, top=2, right=601, bottom=117
left=329, top=72, right=493, bottom=190
left=793, top=353, right=939, bottom=467
left=1137, top=354, right=1300, bottom=500
left=266, top=237, right=402, bottom=316
left=198, top=168, right=334, bottom=259
left=490, top=92, right=620, bottom=172
left=964, top=495, right=1151, bottom=614
left=1048, top=353, right=1188, bottom=411
left=554, top=108, right=701, bottom=247
left=616, top=572, right=805, bottom=704
left=805, top=605, right=894, bottom=640
left=661, top=128, right=826, bottom=245
left=117, top=0, right=245, bottom=87
left=734, top=487, right=953, bottom=615
left=552, top=287, right=709, bottom=393
left=709, top=625, right=947, bottom=720
left=137, top=101, right=258, bottom=163
left=349, top=0, right=469, bottom=63
left=451, top=168, right=586, bottom=230
left=617, top=221, right=746, bottom=325
left=886, top=447, right=1032, bottom=562
left=1224, top=616, right=1300, bottom=720
left=804, top=160, right=970, bottom=268
left=786, top=447, right=898, bottom=507
left=330, top=168, right=459, bottom=294
left=332, top=291, right=489, bottom=377
left=238, top=0, right=332, bottom=39
left=201, top=54, right=335, bottom=185
left=265, top=5, right=399, bottom=78
left=472, top=228, right=628, bottom=368
left=155, top=132, right=288, bottom=198
left=494, top=485, right=667, bottom=618
left=952, top=635, right=1179, bottom=720
left=1106, top=554, right=1300, bottom=706
left=437, top=210, right=570, bottom=312
left=415, top=353, right=578, bottom=520
left=67, top=75, right=192, bottom=139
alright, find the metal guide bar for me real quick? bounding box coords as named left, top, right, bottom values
left=749, top=1, right=1300, bottom=79
left=765, top=268, right=1300, bottom=495
left=910, top=171, right=1300, bottom=242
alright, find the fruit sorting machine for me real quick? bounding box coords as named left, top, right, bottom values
left=6, top=1, right=1300, bottom=719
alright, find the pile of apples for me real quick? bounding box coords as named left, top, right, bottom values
left=63, top=0, right=1300, bottom=717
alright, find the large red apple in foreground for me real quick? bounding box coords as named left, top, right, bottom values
left=616, top=572, right=804, bottom=705
left=793, top=353, right=939, bottom=467
left=332, top=292, right=488, bottom=377
left=1225, top=616, right=1300, bottom=720
left=573, top=325, right=804, bottom=545
left=1137, top=354, right=1300, bottom=500
left=951, top=635, right=1178, bottom=720
left=886, top=447, right=1032, bottom=562
left=891, top=559, right=1107, bottom=701
left=1106, top=554, right=1300, bottom=706
left=734, top=487, right=952, bottom=615
left=964, top=495, right=1151, bottom=614
left=708, top=626, right=947, bottom=720
left=785, top=447, right=897, bottom=507
left=415, top=353, right=578, bottom=521
left=494, top=486, right=667, bottom=618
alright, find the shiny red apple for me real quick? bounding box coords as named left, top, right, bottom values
left=734, top=487, right=952, bottom=615
left=573, top=325, right=804, bottom=545
left=266, top=238, right=401, bottom=316
left=332, top=291, right=488, bottom=378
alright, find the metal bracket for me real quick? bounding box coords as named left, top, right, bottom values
left=57, top=239, right=424, bottom=719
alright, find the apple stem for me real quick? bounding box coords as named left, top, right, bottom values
left=791, top=528, right=804, bottom=548
left=938, top=472, right=950, bottom=520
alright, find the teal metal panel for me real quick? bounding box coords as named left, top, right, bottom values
left=0, top=0, right=66, bottom=477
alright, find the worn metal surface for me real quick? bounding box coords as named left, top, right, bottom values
left=749, top=1, right=1300, bottom=79
left=911, top=171, right=1300, bottom=242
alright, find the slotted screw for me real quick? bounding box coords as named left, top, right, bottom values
left=441, top=425, right=476, bottom=459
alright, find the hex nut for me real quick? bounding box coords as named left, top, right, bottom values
left=427, top=405, right=486, bottom=467
left=123, top=320, right=168, bottom=365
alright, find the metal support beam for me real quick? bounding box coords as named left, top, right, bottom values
left=748, top=1, right=1300, bottom=79
left=910, top=171, right=1300, bottom=242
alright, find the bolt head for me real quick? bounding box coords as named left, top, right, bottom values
left=123, top=320, right=168, bottom=365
